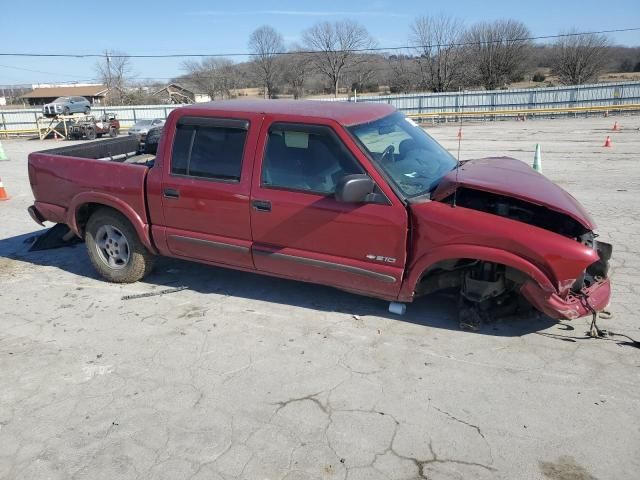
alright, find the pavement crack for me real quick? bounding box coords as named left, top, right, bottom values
left=271, top=391, right=328, bottom=415
left=432, top=405, right=486, bottom=440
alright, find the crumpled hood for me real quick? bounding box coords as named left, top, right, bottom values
left=432, top=156, right=596, bottom=230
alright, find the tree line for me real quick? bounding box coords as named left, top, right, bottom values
left=96, top=17, right=640, bottom=104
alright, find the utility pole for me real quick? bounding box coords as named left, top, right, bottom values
left=106, top=50, right=112, bottom=106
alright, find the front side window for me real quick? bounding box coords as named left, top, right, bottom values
left=262, top=123, right=363, bottom=194
left=349, top=112, right=457, bottom=197
left=170, top=119, right=248, bottom=181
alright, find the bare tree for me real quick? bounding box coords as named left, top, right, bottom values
left=343, top=53, right=383, bottom=94
left=181, top=58, right=237, bottom=100
left=303, top=20, right=376, bottom=97
left=248, top=26, right=285, bottom=99
left=551, top=31, right=609, bottom=85
left=464, top=20, right=532, bottom=90
left=410, top=15, right=466, bottom=92
left=281, top=44, right=312, bottom=99
left=94, top=50, right=133, bottom=105
left=387, top=55, right=416, bottom=93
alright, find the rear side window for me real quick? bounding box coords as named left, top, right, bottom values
left=170, top=118, right=248, bottom=181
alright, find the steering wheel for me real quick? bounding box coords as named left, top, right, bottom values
left=380, top=145, right=395, bottom=164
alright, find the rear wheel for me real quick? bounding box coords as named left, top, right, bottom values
left=85, top=209, right=154, bottom=283
left=85, top=126, right=96, bottom=140
left=109, top=127, right=117, bottom=137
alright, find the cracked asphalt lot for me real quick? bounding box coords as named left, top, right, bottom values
left=1, top=116, right=639, bottom=479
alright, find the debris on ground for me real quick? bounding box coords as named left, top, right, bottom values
left=28, top=224, right=81, bottom=251
left=121, top=286, right=188, bottom=301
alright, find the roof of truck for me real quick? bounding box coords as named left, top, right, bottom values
left=186, top=99, right=396, bottom=126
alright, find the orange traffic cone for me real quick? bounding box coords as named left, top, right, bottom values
left=603, top=136, right=612, bottom=147
left=612, top=121, right=620, bottom=131
left=0, top=177, right=9, bottom=201
left=457, top=127, right=463, bottom=140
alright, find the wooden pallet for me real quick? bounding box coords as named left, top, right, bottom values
left=36, top=113, right=93, bottom=141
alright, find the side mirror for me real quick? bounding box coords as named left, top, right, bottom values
left=335, top=174, right=375, bottom=203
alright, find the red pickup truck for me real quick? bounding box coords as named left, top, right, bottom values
left=27, top=100, right=611, bottom=327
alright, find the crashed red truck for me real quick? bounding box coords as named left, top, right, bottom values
left=27, top=100, right=612, bottom=327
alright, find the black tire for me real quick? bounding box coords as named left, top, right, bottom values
left=85, top=127, right=96, bottom=140
left=109, top=127, right=117, bottom=138
left=96, top=133, right=103, bottom=138
left=144, top=126, right=163, bottom=155
left=85, top=208, right=154, bottom=283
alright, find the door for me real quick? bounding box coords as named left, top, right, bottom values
left=250, top=120, right=408, bottom=299
left=160, top=114, right=261, bottom=269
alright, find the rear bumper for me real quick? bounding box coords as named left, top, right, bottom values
left=28, top=202, right=67, bottom=226
left=28, top=205, right=46, bottom=226
left=521, top=277, right=611, bottom=320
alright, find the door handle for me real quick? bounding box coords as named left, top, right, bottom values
left=252, top=199, right=271, bottom=212
left=163, top=188, right=180, bottom=199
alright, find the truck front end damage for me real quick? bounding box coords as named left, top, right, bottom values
left=521, top=237, right=612, bottom=320
left=406, top=156, right=613, bottom=328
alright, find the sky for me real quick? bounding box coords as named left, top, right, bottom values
left=0, top=0, right=639, bottom=86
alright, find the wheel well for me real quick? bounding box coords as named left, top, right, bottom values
left=415, top=258, right=529, bottom=297
left=76, top=203, right=120, bottom=236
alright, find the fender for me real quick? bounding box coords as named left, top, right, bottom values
left=398, top=244, right=556, bottom=302
left=67, top=192, right=157, bottom=254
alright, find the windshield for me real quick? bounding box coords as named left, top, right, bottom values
left=348, top=112, right=457, bottom=197
left=53, top=97, right=70, bottom=103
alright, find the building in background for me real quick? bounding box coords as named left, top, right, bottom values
left=152, top=83, right=211, bottom=104
left=21, top=84, right=109, bottom=106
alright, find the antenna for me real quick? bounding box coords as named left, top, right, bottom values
left=452, top=88, right=464, bottom=208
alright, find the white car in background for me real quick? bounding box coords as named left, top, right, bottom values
left=42, top=96, right=92, bottom=117
left=128, top=119, right=165, bottom=138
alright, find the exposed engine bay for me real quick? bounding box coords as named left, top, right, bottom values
left=445, top=188, right=589, bottom=238
left=418, top=187, right=612, bottom=329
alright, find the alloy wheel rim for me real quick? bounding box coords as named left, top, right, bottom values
left=95, top=225, right=130, bottom=270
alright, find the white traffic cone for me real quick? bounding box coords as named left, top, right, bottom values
left=533, top=144, right=542, bottom=172
left=0, top=140, right=8, bottom=161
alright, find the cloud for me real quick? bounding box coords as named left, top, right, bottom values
left=188, top=10, right=408, bottom=18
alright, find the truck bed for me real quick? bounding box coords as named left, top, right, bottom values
left=39, top=136, right=151, bottom=163
left=28, top=137, right=153, bottom=228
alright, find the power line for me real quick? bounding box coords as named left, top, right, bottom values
left=0, top=63, right=85, bottom=78
left=0, top=27, right=637, bottom=59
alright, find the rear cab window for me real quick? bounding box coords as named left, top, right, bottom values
left=170, top=117, right=249, bottom=182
